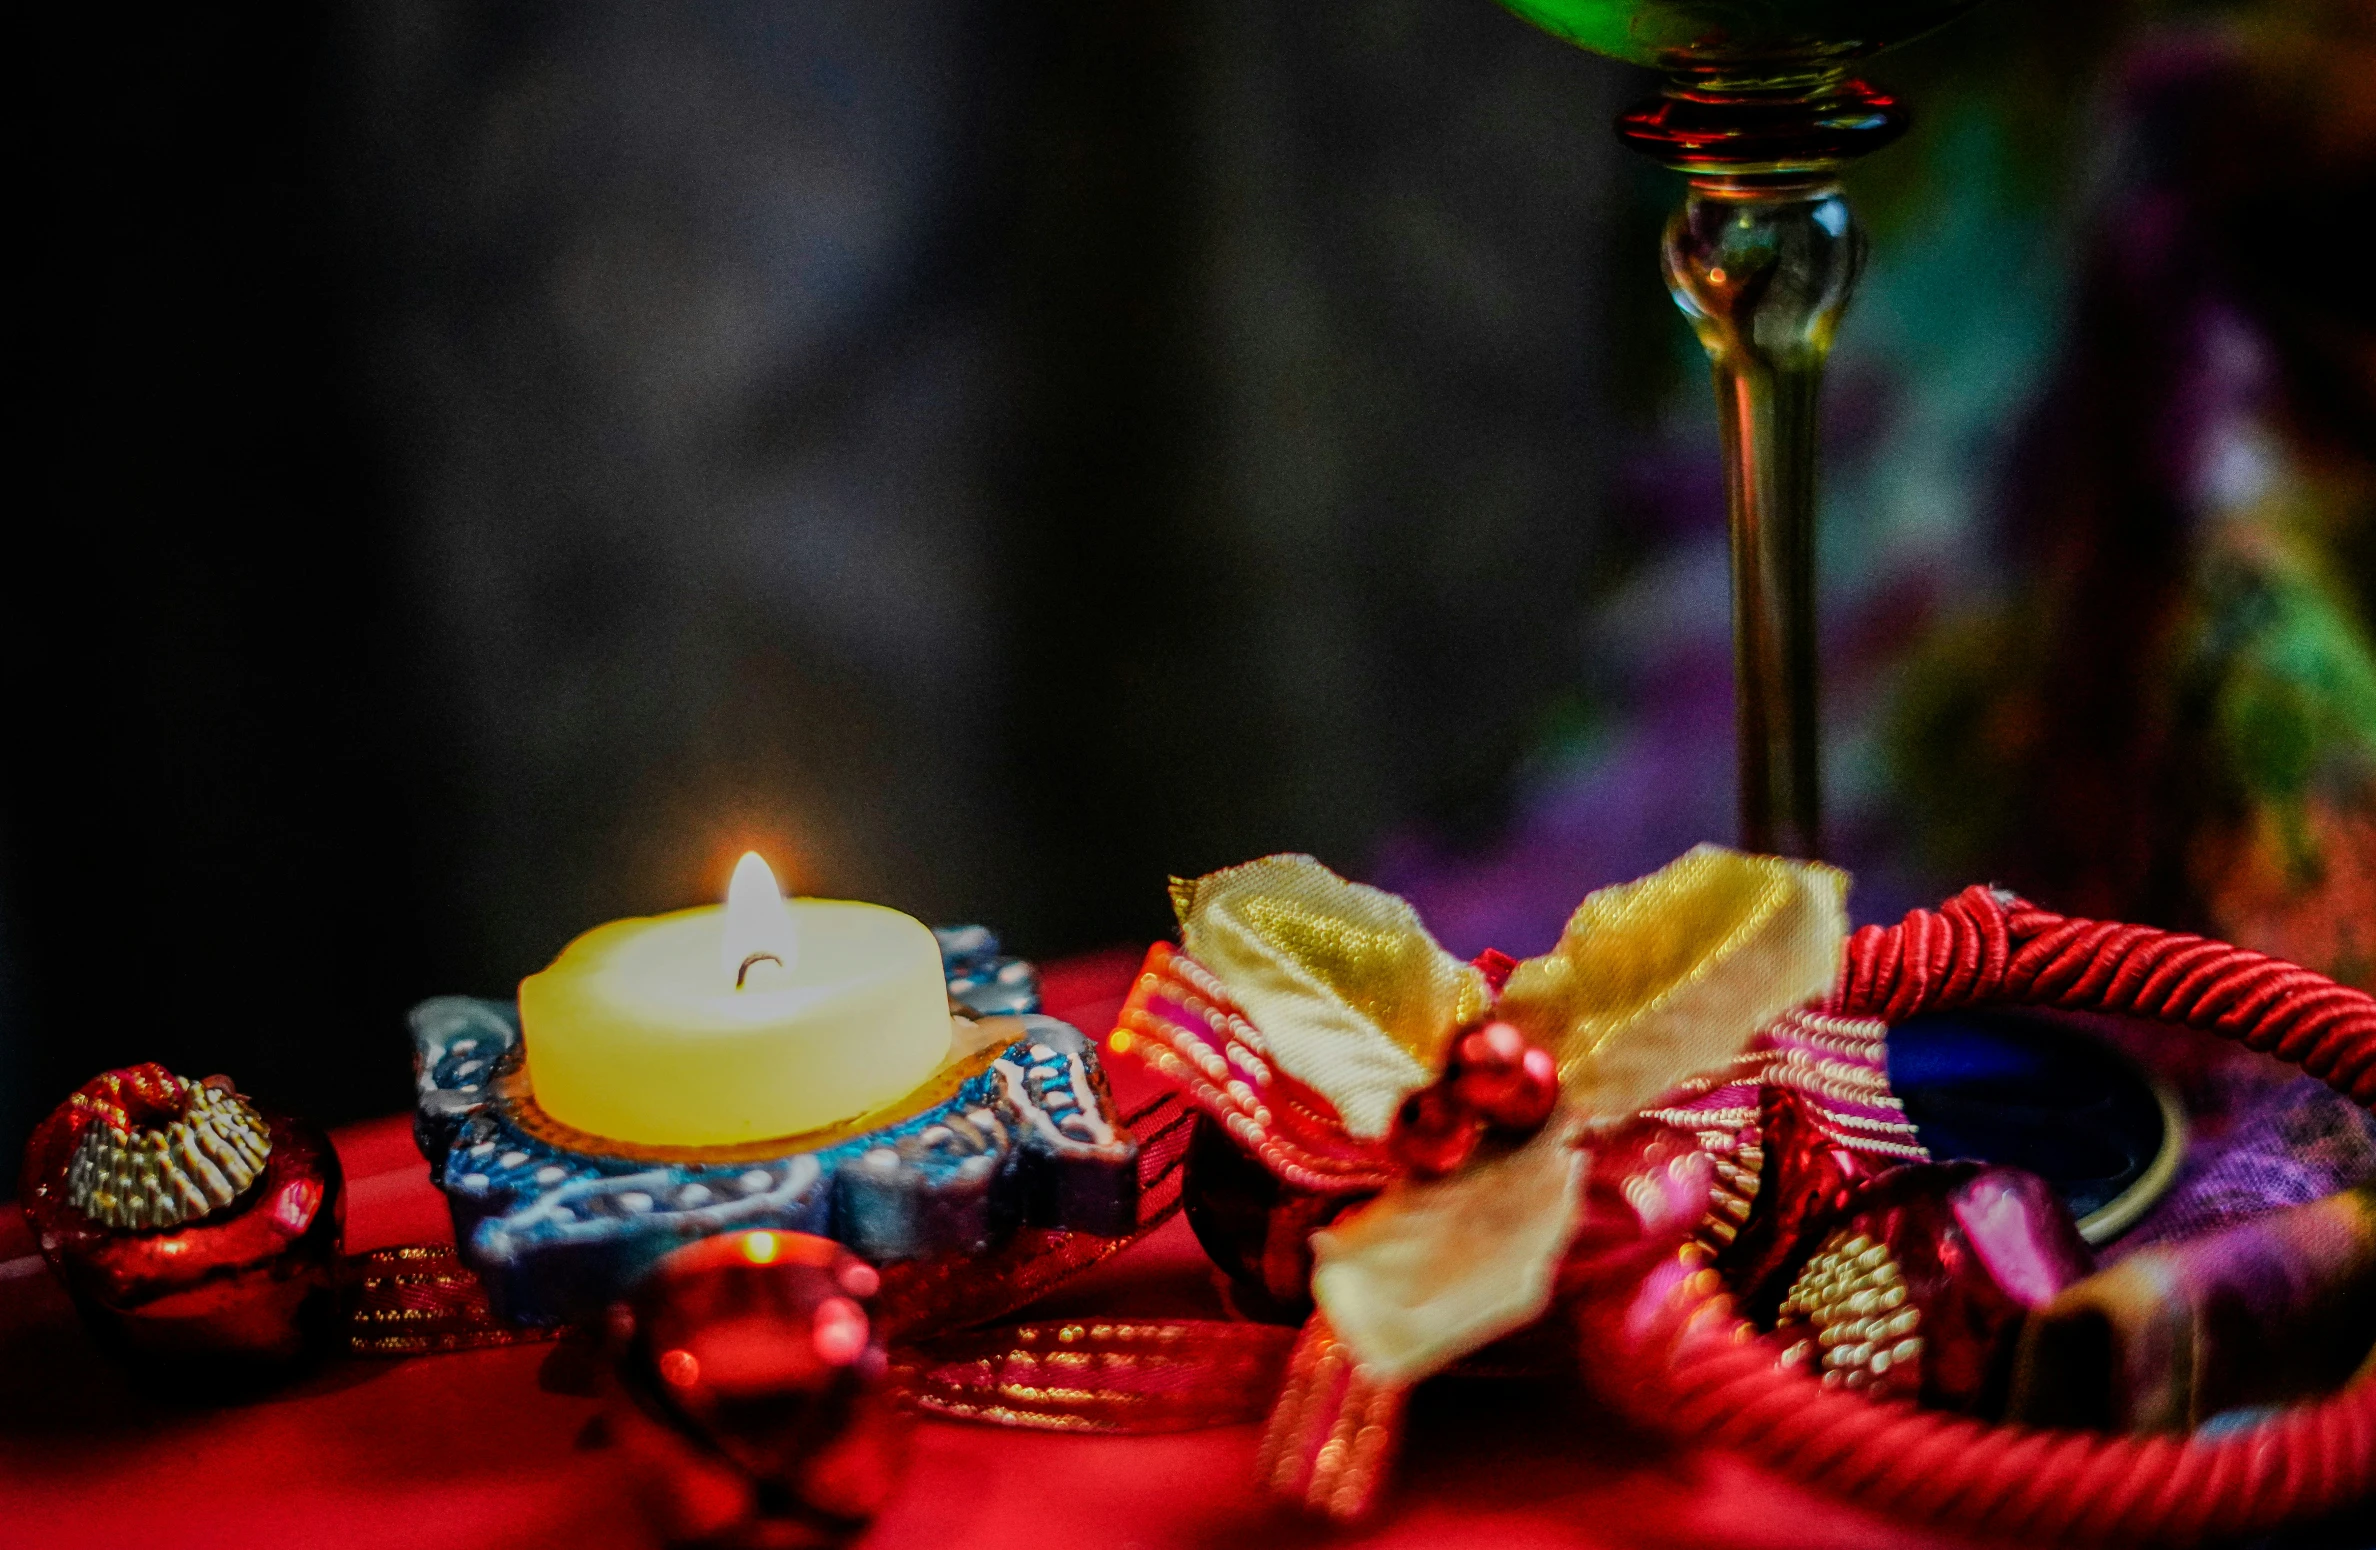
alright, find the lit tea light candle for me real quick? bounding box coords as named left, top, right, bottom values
left=519, top=854, right=955, bottom=1146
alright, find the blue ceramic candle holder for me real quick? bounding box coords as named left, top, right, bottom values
left=410, top=927, right=1137, bottom=1325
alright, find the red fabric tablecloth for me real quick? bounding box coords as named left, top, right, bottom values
left=0, top=951, right=1983, bottom=1550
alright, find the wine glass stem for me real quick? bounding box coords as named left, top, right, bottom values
left=1717, top=345, right=1822, bottom=858
left=1662, top=181, right=1862, bottom=858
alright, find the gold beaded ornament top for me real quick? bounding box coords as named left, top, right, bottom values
left=1774, top=1225, right=1925, bottom=1398
left=65, top=1075, right=273, bottom=1231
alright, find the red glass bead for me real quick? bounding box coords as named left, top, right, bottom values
left=1454, top=1020, right=1530, bottom=1075
left=617, top=1230, right=907, bottom=1545
left=1387, top=1086, right=1484, bottom=1178
left=1446, top=1021, right=1561, bottom=1133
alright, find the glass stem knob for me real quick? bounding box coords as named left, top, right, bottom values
left=1662, top=181, right=1863, bottom=858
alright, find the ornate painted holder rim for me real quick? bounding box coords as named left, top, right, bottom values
left=410, top=930, right=1140, bottom=1326
left=1635, top=886, right=2376, bottom=1546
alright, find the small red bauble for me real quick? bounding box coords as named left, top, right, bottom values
left=1387, top=1085, right=1485, bottom=1178
left=1448, top=1022, right=1560, bottom=1132
left=1388, top=1020, right=1562, bottom=1178
left=614, top=1230, right=908, bottom=1548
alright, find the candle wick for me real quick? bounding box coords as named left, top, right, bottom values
left=735, top=952, right=785, bottom=990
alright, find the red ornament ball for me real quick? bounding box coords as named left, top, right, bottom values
left=617, top=1230, right=907, bottom=1546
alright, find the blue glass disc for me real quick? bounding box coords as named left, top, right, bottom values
left=1885, top=1010, right=2178, bottom=1234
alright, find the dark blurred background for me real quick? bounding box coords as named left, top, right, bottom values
left=9, top=0, right=2374, bottom=1183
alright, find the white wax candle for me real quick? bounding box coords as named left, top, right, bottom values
left=519, top=854, right=954, bottom=1146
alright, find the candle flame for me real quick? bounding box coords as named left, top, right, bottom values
left=722, top=851, right=799, bottom=989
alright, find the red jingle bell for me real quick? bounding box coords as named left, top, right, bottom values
left=614, top=1230, right=908, bottom=1549
left=17, top=1064, right=344, bottom=1368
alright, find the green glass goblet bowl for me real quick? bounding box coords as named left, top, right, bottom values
left=1493, top=0, right=1983, bottom=78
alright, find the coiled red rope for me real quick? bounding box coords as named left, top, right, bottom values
left=1627, top=885, right=2376, bottom=1545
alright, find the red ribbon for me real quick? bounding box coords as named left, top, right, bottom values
left=342, top=1092, right=1293, bottom=1438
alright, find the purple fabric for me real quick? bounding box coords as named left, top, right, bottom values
left=2112, top=1061, right=2376, bottom=1263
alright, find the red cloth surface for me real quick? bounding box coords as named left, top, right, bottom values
left=0, top=950, right=1981, bottom=1550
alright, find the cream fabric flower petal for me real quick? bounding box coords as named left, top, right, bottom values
left=1310, top=1113, right=1589, bottom=1385
left=1175, top=854, right=1488, bottom=1138
left=1501, top=844, right=1849, bottom=1120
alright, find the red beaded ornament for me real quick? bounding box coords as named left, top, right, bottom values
left=17, top=1064, right=344, bottom=1367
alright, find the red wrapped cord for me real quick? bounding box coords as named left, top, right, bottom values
left=1617, top=885, right=2376, bottom=1545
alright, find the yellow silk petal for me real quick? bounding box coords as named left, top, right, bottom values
left=1309, top=1114, right=1589, bottom=1385
left=1499, top=843, right=1848, bottom=1121
left=1173, top=854, right=1491, bottom=1137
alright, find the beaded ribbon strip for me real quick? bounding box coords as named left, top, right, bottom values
left=345, top=1243, right=559, bottom=1356
left=1113, top=943, right=1401, bottom=1196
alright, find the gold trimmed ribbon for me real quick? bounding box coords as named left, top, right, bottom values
left=344, top=1243, right=562, bottom=1355
left=893, top=1317, right=1295, bottom=1433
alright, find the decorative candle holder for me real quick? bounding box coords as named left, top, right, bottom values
left=414, top=928, right=1138, bottom=1325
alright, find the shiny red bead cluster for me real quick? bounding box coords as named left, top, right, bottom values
left=1386, top=1021, right=1560, bottom=1178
